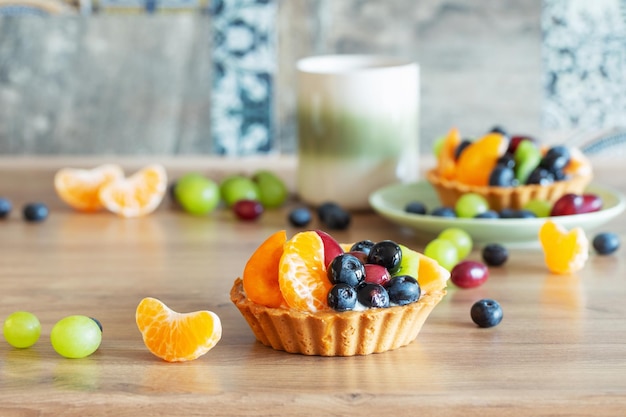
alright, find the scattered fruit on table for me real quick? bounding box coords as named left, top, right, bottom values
left=99, top=164, right=168, bottom=218
left=482, top=243, right=509, bottom=266
left=592, top=232, right=620, bottom=255
left=471, top=299, right=503, bottom=328
left=252, top=170, right=289, bottom=209
left=233, top=199, right=264, bottom=221
left=288, top=207, right=312, bottom=227
left=0, top=197, right=13, bottom=218
left=54, top=164, right=124, bottom=212
left=23, top=202, right=49, bottom=222
left=424, top=238, right=459, bottom=271
left=173, top=172, right=220, bottom=215
left=450, top=260, right=489, bottom=288
left=317, top=202, right=351, bottom=230
left=539, top=220, right=589, bottom=274
left=2, top=311, right=41, bottom=348
left=135, top=297, right=222, bottom=362
left=50, top=315, right=102, bottom=359
left=220, top=175, right=261, bottom=207
left=438, top=227, right=473, bottom=259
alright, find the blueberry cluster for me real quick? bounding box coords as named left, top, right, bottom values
left=326, top=240, right=421, bottom=312
left=0, top=197, right=49, bottom=222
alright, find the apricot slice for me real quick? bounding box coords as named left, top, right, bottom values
left=539, top=220, right=589, bottom=274
left=456, top=132, right=507, bottom=186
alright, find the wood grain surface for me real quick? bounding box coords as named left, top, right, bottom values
left=0, top=156, right=625, bottom=416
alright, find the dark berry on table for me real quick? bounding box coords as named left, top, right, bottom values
left=489, top=165, right=516, bottom=187
left=431, top=206, right=456, bottom=218
left=404, top=201, right=427, bottom=215
left=350, top=240, right=376, bottom=255
left=450, top=260, right=489, bottom=289
left=384, top=275, right=421, bottom=306
left=367, top=240, right=402, bottom=274
left=317, top=202, right=351, bottom=230
left=0, top=197, right=12, bottom=218
left=540, top=145, right=570, bottom=173
left=328, top=283, right=358, bottom=312
left=482, top=243, right=508, bottom=266
left=471, top=299, right=503, bottom=328
left=363, top=263, right=391, bottom=286
left=23, top=203, right=48, bottom=222
left=592, top=232, right=620, bottom=255
left=328, top=254, right=366, bottom=287
left=526, top=167, right=555, bottom=185
left=233, top=199, right=263, bottom=221
left=454, top=139, right=472, bottom=160
left=357, top=283, right=390, bottom=308
left=288, top=207, right=312, bottom=227
left=475, top=210, right=499, bottom=219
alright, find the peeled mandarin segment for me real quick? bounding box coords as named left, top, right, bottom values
left=455, top=132, right=507, bottom=186
left=437, top=127, right=461, bottom=180
left=279, top=231, right=332, bottom=312
left=564, top=147, right=592, bottom=177
left=54, top=164, right=124, bottom=212
left=242, top=230, right=288, bottom=308
left=99, top=164, right=168, bottom=218
left=539, top=220, right=589, bottom=274
left=135, top=297, right=222, bottom=363
left=415, top=252, right=450, bottom=294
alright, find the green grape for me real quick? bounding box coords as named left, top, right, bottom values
left=174, top=173, right=220, bottom=215
left=3, top=311, right=41, bottom=348
left=394, top=244, right=420, bottom=277
left=50, top=315, right=102, bottom=359
left=252, top=170, right=288, bottom=209
left=424, top=238, right=459, bottom=271
left=455, top=193, right=489, bottom=218
left=220, top=175, right=261, bottom=207
left=432, top=135, right=446, bottom=157
left=523, top=199, right=552, bottom=217
left=438, top=227, right=473, bottom=259
left=513, top=140, right=541, bottom=184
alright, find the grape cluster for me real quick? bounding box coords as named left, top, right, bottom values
left=326, top=240, right=421, bottom=311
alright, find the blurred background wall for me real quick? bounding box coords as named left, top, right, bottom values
left=0, top=0, right=624, bottom=156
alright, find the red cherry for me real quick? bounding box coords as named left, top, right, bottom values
left=450, top=261, right=489, bottom=289
left=315, top=230, right=344, bottom=268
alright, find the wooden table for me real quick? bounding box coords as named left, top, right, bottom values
left=1, top=156, right=626, bottom=416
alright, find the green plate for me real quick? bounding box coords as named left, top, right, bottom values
left=369, top=181, right=626, bottom=246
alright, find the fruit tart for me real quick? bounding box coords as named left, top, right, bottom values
left=230, top=230, right=449, bottom=356
left=426, top=128, right=593, bottom=211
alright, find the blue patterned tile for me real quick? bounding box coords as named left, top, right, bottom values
left=211, top=0, right=276, bottom=155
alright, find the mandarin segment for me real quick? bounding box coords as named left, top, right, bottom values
left=415, top=252, right=450, bottom=294
left=99, top=164, right=167, bottom=218
left=279, top=231, right=332, bottom=312
left=243, top=230, right=288, bottom=308
left=437, top=127, right=461, bottom=180
left=539, top=220, right=589, bottom=274
left=54, top=164, right=124, bottom=212
left=135, top=297, right=222, bottom=363
left=455, top=132, right=507, bottom=186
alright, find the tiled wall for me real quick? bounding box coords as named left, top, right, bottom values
left=0, top=0, right=623, bottom=155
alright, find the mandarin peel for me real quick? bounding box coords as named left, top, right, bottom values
left=539, top=220, right=589, bottom=275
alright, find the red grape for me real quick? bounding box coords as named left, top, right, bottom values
left=550, top=193, right=602, bottom=216
left=363, top=264, right=391, bottom=286
left=233, top=200, right=263, bottom=221
left=450, top=260, right=489, bottom=288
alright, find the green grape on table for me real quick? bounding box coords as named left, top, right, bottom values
left=220, top=175, right=261, bottom=207
left=455, top=193, right=489, bottom=218
left=424, top=238, right=459, bottom=271
left=50, top=315, right=102, bottom=359
left=252, top=170, right=288, bottom=209
left=3, top=311, right=41, bottom=348
left=438, top=227, right=473, bottom=259
left=174, top=173, right=220, bottom=215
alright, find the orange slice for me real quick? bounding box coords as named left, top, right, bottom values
left=416, top=252, right=450, bottom=294
left=456, top=132, right=507, bottom=186
left=243, top=230, right=288, bottom=308
left=54, top=164, right=124, bottom=212
left=437, top=127, right=461, bottom=180
left=99, top=164, right=167, bottom=218
left=539, top=220, right=589, bottom=274
left=135, top=297, right=222, bottom=362
left=279, top=231, right=332, bottom=312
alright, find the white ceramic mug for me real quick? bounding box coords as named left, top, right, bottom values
left=296, top=54, right=420, bottom=210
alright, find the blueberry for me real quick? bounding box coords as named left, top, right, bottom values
left=431, top=206, right=456, bottom=218
left=471, top=299, right=503, bottom=328
left=454, top=139, right=472, bottom=160
left=496, top=153, right=516, bottom=169
left=475, top=210, right=499, bottom=219
left=489, top=165, right=516, bottom=187
left=367, top=240, right=402, bottom=274
left=526, top=167, right=555, bottom=185
left=592, top=232, right=620, bottom=255
left=317, top=202, right=350, bottom=230
left=23, top=203, right=48, bottom=222
left=357, top=283, right=390, bottom=308
left=499, top=208, right=517, bottom=219
left=490, top=125, right=508, bottom=137
left=350, top=240, right=375, bottom=256
left=288, top=207, right=312, bottom=227
left=327, top=283, right=357, bottom=312
left=0, top=197, right=12, bottom=218
left=540, top=145, right=570, bottom=173
left=404, top=201, right=427, bottom=215
left=384, top=275, right=421, bottom=306
left=515, top=209, right=537, bottom=219
left=482, top=243, right=508, bottom=266
left=328, top=254, right=366, bottom=287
